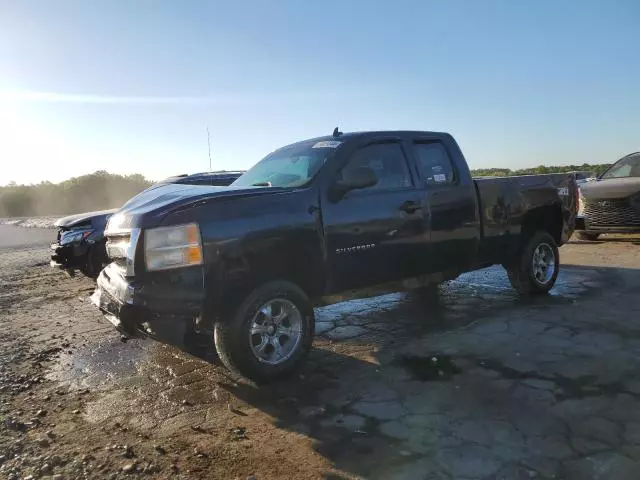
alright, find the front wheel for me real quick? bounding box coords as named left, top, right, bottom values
left=214, top=281, right=315, bottom=383
left=506, top=231, right=560, bottom=295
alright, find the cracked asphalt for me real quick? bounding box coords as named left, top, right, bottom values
left=1, top=226, right=640, bottom=479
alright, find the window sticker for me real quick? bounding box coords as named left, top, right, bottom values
left=312, top=141, right=341, bottom=149
left=433, top=174, right=447, bottom=183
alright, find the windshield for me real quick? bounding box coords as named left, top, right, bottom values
left=600, top=154, right=640, bottom=179
left=232, top=141, right=337, bottom=188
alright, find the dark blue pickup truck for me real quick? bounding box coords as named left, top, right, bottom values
left=92, top=130, right=577, bottom=382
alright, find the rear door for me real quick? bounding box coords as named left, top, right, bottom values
left=410, top=139, right=480, bottom=271
left=321, top=140, right=430, bottom=292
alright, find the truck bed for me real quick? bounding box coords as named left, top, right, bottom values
left=473, top=173, right=578, bottom=262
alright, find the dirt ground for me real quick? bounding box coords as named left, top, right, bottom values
left=1, top=227, right=640, bottom=480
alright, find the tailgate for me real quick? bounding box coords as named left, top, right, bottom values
left=553, top=173, right=579, bottom=237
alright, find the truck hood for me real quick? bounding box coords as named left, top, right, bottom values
left=55, top=209, right=118, bottom=228
left=580, top=177, right=640, bottom=200
left=110, top=183, right=283, bottom=230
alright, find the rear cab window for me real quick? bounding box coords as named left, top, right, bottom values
left=413, top=141, right=457, bottom=185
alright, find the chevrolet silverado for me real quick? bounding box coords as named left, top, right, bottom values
left=92, top=130, right=577, bottom=382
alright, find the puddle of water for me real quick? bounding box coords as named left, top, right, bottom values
left=314, top=265, right=604, bottom=339
left=316, top=293, right=408, bottom=324
left=47, top=337, right=150, bottom=390
left=397, top=354, right=461, bottom=381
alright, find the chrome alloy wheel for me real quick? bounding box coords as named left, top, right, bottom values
left=532, top=243, right=556, bottom=285
left=249, top=299, right=303, bottom=365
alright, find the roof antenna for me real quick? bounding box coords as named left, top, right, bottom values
left=206, top=126, right=212, bottom=171
left=332, top=126, right=342, bottom=137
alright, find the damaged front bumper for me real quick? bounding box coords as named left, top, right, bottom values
left=50, top=242, right=87, bottom=270
left=91, top=263, right=205, bottom=346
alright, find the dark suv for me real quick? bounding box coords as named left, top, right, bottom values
left=575, top=152, right=640, bottom=240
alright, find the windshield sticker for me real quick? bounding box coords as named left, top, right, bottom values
left=369, top=159, right=384, bottom=170
left=312, top=140, right=342, bottom=149
left=434, top=174, right=447, bottom=183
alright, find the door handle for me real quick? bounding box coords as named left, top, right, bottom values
left=399, top=200, right=422, bottom=213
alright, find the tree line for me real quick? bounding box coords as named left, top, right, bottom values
left=0, top=171, right=152, bottom=217
left=0, top=164, right=613, bottom=218
left=471, top=163, right=611, bottom=178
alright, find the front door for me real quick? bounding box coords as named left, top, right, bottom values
left=321, top=141, right=430, bottom=292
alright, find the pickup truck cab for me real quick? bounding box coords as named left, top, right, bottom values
left=92, top=130, right=577, bottom=382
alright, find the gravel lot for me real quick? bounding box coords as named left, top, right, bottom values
left=1, top=226, right=640, bottom=479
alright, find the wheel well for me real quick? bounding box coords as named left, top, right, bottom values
left=521, top=205, right=563, bottom=244
left=203, top=255, right=323, bottom=324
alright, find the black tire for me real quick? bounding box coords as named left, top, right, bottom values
left=415, top=284, right=441, bottom=302
left=576, top=231, right=600, bottom=241
left=506, top=231, right=560, bottom=296
left=214, top=281, right=315, bottom=383
left=80, top=242, right=109, bottom=279
left=79, top=247, right=100, bottom=278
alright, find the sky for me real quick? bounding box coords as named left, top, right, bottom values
left=0, top=0, right=639, bottom=185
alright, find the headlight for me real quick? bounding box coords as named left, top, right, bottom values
left=144, top=223, right=203, bottom=271
left=60, top=230, right=92, bottom=245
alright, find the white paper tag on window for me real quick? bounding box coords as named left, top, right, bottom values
left=370, top=159, right=384, bottom=170
left=434, top=174, right=447, bottom=183
left=312, top=140, right=341, bottom=149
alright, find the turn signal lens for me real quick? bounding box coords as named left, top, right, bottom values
left=185, top=245, right=203, bottom=264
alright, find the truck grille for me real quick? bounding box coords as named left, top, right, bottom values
left=583, top=197, right=640, bottom=227
left=104, top=228, right=140, bottom=275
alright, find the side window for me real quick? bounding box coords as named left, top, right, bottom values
left=339, top=143, right=412, bottom=192
left=414, top=142, right=456, bottom=185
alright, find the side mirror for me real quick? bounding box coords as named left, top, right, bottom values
left=329, top=166, right=378, bottom=202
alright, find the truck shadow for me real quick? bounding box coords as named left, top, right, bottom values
left=213, top=264, right=628, bottom=478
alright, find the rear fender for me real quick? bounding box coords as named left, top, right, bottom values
left=520, top=204, right=563, bottom=245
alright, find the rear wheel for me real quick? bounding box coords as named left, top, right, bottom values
left=506, top=231, right=560, bottom=295
left=214, top=281, right=315, bottom=383
left=576, top=231, right=600, bottom=241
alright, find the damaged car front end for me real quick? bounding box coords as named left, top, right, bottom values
left=50, top=209, right=116, bottom=277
